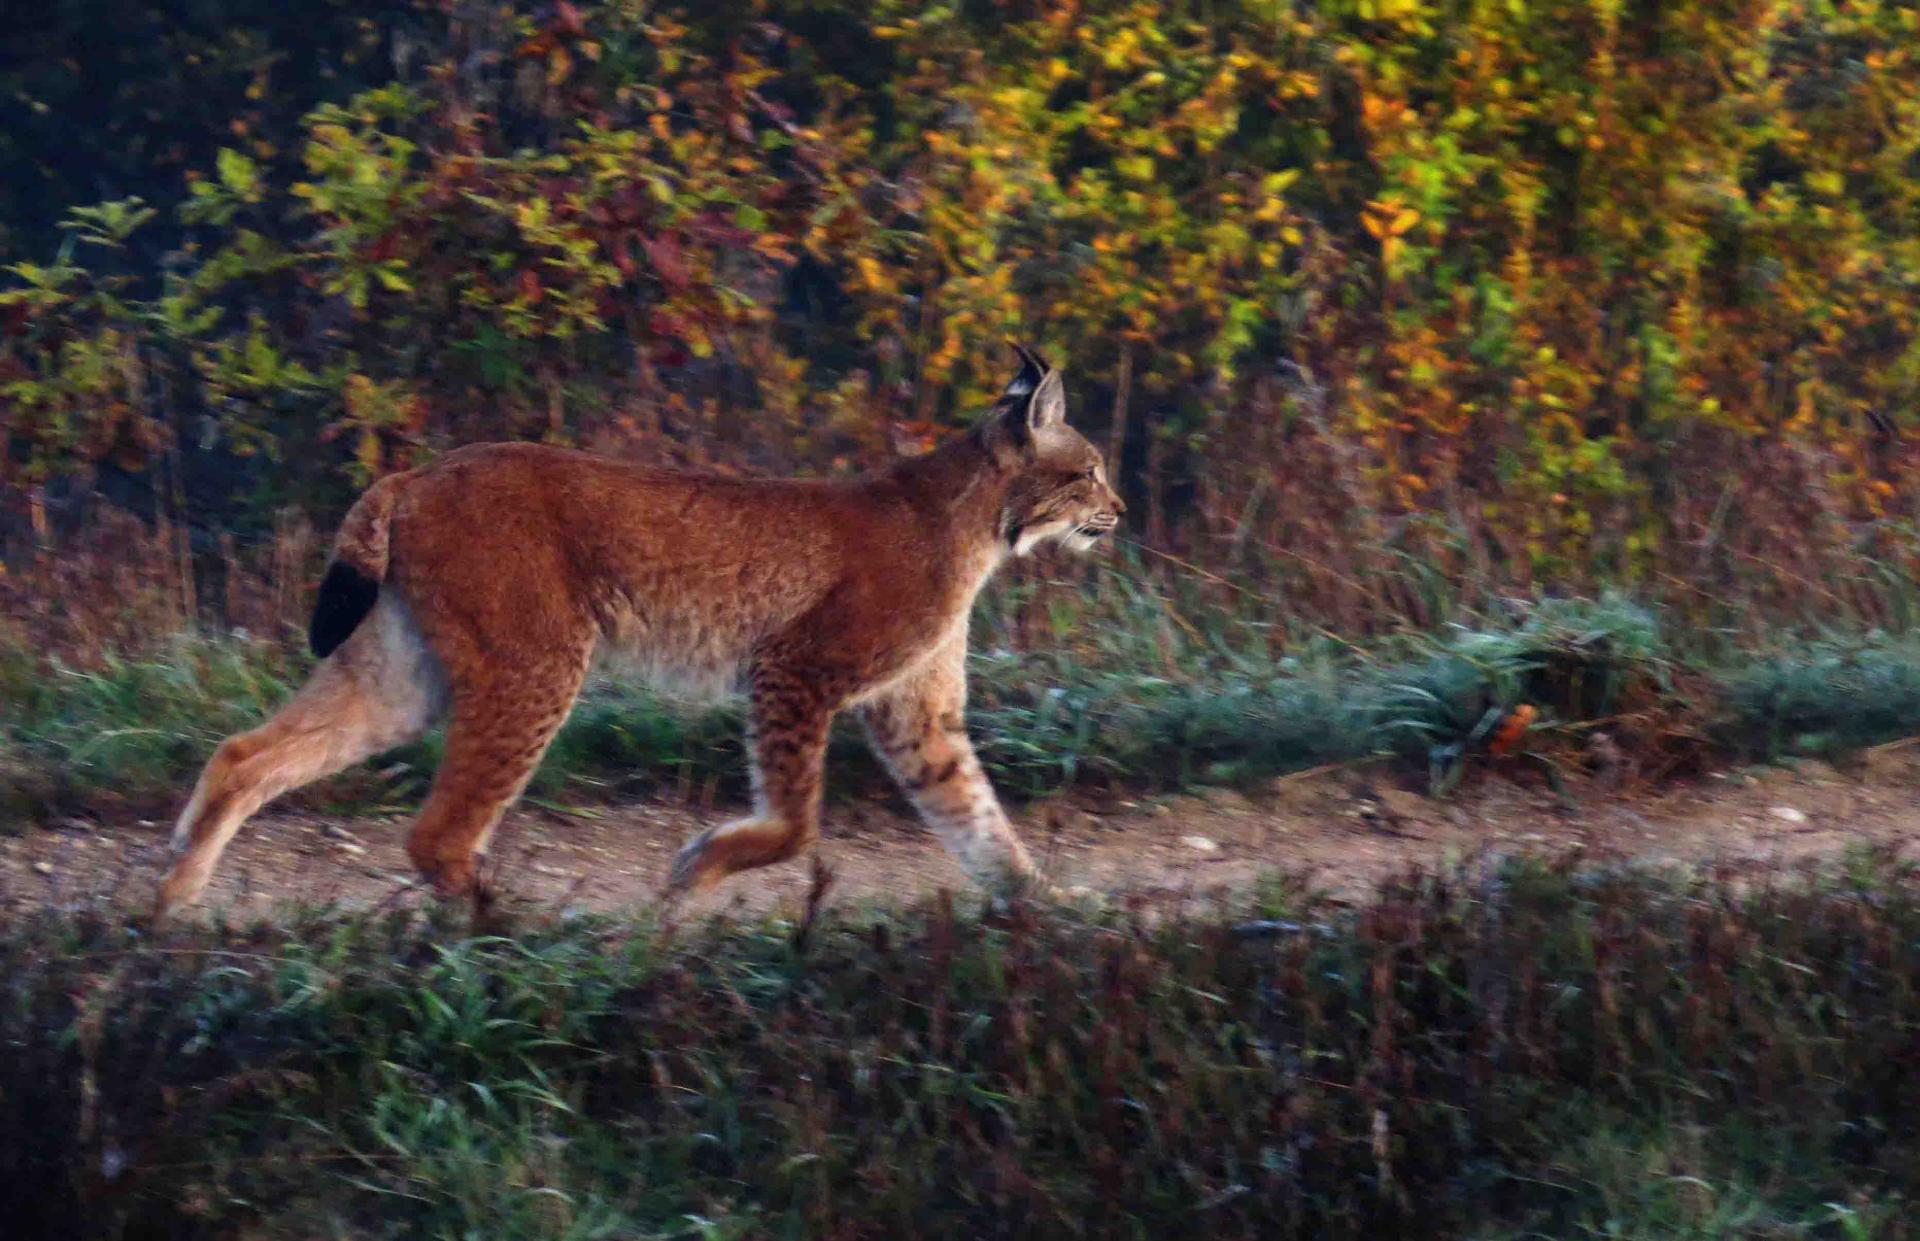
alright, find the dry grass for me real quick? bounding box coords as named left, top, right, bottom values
left=0, top=856, right=1913, bottom=1239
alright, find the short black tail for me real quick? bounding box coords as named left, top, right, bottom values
left=308, top=562, right=381, bottom=658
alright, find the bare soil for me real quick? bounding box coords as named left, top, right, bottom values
left=6, top=750, right=1920, bottom=922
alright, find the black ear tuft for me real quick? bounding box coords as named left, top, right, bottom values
left=1001, top=341, right=1048, bottom=403
left=309, top=562, right=381, bottom=658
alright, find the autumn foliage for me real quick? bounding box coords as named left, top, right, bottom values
left=2, top=0, right=1918, bottom=631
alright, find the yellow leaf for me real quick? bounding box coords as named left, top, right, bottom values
left=1261, top=169, right=1301, bottom=195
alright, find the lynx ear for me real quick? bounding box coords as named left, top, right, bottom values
left=983, top=343, right=1064, bottom=458
left=1026, top=367, right=1066, bottom=432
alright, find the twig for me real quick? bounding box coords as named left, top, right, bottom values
left=1115, top=536, right=1268, bottom=605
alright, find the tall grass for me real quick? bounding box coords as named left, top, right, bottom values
left=2, top=857, right=1914, bottom=1239
left=10, top=561, right=1920, bottom=824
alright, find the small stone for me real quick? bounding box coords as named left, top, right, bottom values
left=1769, top=806, right=1808, bottom=824
left=1377, top=788, right=1427, bottom=820
left=1180, top=834, right=1220, bottom=853
left=333, top=842, right=367, bottom=857
left=32, top=861, right=53, bottom=876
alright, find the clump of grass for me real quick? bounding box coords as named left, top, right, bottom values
left=1712, top=631, right=1920, bottom=759
left=530, top=680, right=745, bottom=798
left=2, top=857, right=1915, bottom=1239
left=966, top=590, right=1675, bottom=794
left=6, top=578, right=1920, bottom=826
left=0, top=634, right=300, bottom=821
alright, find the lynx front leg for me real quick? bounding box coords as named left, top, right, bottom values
left=667, top=672, right=833, bottom=896
left=859, top=644, right=1044, bottom=897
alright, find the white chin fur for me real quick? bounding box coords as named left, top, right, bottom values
left=1012, top=521, right=1074, bottom=557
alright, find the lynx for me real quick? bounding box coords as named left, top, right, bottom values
left=153, top=347, right=1124, bottom=918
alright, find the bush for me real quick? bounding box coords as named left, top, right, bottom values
left=5, top=0, right=1919, bottom=628
left=2, top=858, right=1914, bottom=1238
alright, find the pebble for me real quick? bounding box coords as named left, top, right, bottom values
left=1377, top=789, right=1427, bottom=819
left=1768, top=806, right=1808, bottom=824
left=1180, top=834, right=1220, bottom=853
left=32, top=861, right=53, bottom=876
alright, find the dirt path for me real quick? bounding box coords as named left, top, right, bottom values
left=6, top=750, right=1920, bottom=922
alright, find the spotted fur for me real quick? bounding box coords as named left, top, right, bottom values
left=154, top=347, right=1124, bottom=918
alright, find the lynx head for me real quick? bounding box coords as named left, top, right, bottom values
left=980, top=345, right=1126, bottom=556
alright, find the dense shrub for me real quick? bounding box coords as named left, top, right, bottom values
left=3, top=0, right=1917, bottom=630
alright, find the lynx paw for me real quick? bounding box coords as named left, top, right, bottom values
left=665, top=828, right=721, bottom=897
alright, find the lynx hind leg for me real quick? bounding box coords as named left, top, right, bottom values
left=667, top=675, right=833, bottom=896
left=859, top=653, right=1044, bottom=898
left=155, top=611, right=443, bottom=918
left=404, top=652, right=591, bottom=898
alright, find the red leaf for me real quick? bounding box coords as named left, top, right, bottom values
left=646, top=308, right=688, bottom=340
left=611, top=240, right=637, bottom=279
left=551, top=2, right=587, bottom=37
left=640, top=235, right=690, bottom=291
left=687, top=210, right=753, bottom=248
